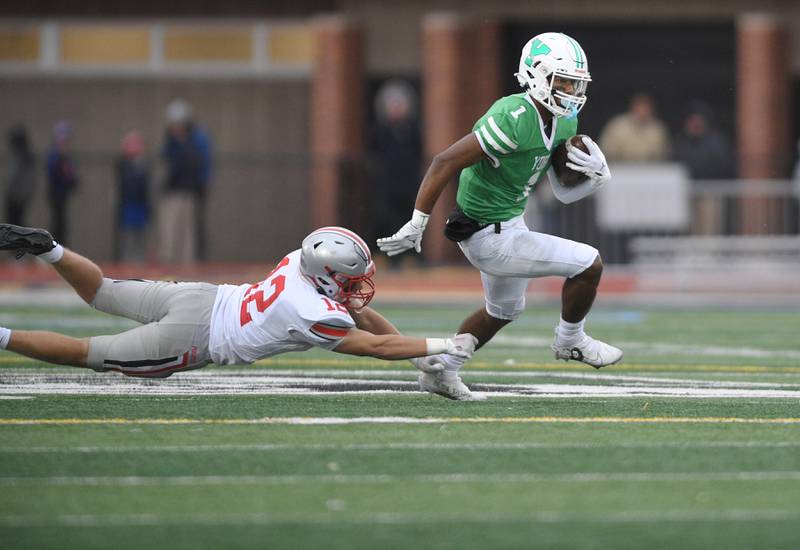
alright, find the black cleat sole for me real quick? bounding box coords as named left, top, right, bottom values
left=0, top=224, right=55, bottom=258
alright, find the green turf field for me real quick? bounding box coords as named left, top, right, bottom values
left=1, top=303, right=799, bottom=549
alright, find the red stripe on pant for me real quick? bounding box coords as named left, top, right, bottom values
left=110, top=351, right=190, bottom=378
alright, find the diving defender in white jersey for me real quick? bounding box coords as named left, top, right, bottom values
left=0, top=224, right=476, bottom=378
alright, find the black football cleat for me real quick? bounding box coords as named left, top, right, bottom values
left=0, top=224, right=55, bottom=259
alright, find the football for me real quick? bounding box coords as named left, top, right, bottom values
left=551, top=134, right=591, bottom=187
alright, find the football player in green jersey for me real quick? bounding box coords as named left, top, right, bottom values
left=378, top=32, right=622, bottom=400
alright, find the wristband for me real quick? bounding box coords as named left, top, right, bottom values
left=425, top=337, right=448, bottom=355
left=0, top=327, right=11, bottom=350
left=411, top=209, right=430, bottom=231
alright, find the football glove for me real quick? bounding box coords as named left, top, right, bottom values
left=425, top=333, right=478, bottom=360
left=409, top=356, right=445, bottom=373
left=566, top=136, right=611, bottom=184
left=376, top=209, right=429, bottom=256
left=449, top=333, right=478, bottom=359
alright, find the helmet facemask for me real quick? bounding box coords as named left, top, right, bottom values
left=548, top=72, right=589, bottom=119
left=328, top=264, right=376, bottom=311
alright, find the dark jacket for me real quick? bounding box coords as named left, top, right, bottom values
left=162, top=124, right=212, bottom=194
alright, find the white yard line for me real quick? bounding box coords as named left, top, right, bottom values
left=2, top=441, right=799, bottom=454
left=4, top=369, right=799, bottom=388
left=2, top=471, right=800, bottom=487
left=2, top=370, right=800, bottom=398
left=4, top=416, right=800, bottom=426
left=1, top=509, right=798, bottom=528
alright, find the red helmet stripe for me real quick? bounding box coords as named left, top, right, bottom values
left=311, top=226, right=372, bottom=261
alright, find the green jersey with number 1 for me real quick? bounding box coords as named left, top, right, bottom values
left=457, top=93, right=578, bottom=225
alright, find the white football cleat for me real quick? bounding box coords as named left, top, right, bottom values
left=418, top=371, right=486, bottom=401
left=551, top=330, right=623, bottom=369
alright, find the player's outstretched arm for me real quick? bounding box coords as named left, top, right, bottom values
left=377, top=133, right=485, bottom=257
left=334, top=329, right=476, bottom=362
left=347, top=307, right=457, bottom=373
left=347, top=306, right=401, bottom=336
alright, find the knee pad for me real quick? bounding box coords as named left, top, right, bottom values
left=485, top=296, right=525, bottom=321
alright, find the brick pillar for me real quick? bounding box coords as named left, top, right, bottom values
left=310, top=16, right=365, bottom=230
left=421, top=14, right=500, bottom=263
left=468, top=19, right=502, bottom=122
left=736, top=13, right=791, bottom=234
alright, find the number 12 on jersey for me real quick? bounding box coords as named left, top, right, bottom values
left=240, top=257, right=290, bottom=326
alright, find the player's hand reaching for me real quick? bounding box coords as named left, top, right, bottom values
left=376, top=210, right=429, bottom=256
left=566, top=136, right=611, bottom=184
left=424, top=333, right=478, bottom=361
left=413, top=333, right=477, bottom=372
left=410, top=355, right=445, bottom=373
left=446, top=333, right=478, bottom=359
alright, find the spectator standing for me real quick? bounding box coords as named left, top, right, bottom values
left=114, top=130, right=151, bottom=263
left=159, top=99, right=212, bottom=264
left=46, top=121, right=78, bottom=246
left=673, top=103, right=734, bottom=234
left=371, top=80, right=423, bottom=268
left=4, top=125, right=36, bottom=227
left=599, top=94, right=671, bottom=162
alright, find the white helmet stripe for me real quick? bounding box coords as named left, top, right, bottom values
left=311, top=226, right=372, bottom=262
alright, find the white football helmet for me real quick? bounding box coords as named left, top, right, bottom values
left=300, top=226, right=376, bottom=310
left=515, top=32, right=591, bottom=119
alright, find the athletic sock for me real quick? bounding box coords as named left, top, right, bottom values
left=557, top=317, right=586, bottom=345
left=38, top=243, right=64, bottom=264
left=437, top=351, right=467, bottom=373
left=0, top=327, right=11, bottom=349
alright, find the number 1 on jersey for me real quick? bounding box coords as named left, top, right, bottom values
left=240, top=257, right=290, bottom=326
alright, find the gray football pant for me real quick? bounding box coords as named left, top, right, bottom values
left=87, top=278, right=217, bottom=377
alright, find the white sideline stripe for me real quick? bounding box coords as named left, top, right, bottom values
left=69, top=368, right=799, bottom=389
left=2, top=386, right=798, bottom=398
left=2, top=386, right=799, bottom=398
left=2, top=441, right=800, bottom=454
left=10, top=367, right=800, bottom=382
left=3, top=371, right=800, bottom=398
left=2, top=509, right=798, bottom=528
left=219, top=369, right=800, bottom=383
left=2, top=471, right=800, bottom=487
left=4, top=416, right=800, bottom=425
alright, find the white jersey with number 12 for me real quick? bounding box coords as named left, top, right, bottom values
left=208, top=249, right=355, bottom=365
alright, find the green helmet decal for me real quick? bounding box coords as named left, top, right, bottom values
left=561, top=33, right=585, bottom=69
left=525, top=38, right=552, bottom=67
